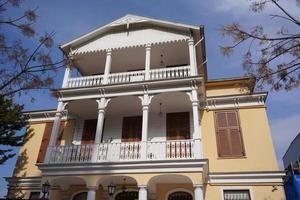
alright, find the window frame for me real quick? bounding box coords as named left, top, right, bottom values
left=214, top=109, right=246, bottom=158
left=221, top=187, right=253, bottom=200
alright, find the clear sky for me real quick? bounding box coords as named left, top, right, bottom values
left=1, top=0, right=300, bottom=197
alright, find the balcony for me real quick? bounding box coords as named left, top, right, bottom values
left=65, top=65, right=191, bottom=88
left=47, top=139, right=200, bottom=164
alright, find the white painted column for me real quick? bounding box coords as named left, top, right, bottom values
left=91, top=98, right=110, bottom=162
left=194, top=185, right=204, bottom=200
left=103, top=49, right=112, bottom=84
left=145, top=43, right=151, bottom=80
left=44, top=102, right=68, bottom=163
left=62, top=66, right=72, bottom=88
left=188, top=38, right=197, bottom=76
left=187, top=89, right=202, bottom=159
left=87, top=186, right=97, bottom=200
left=139, top=94, right=153, bottom=160
left=138, top=185, right=147, bottom=200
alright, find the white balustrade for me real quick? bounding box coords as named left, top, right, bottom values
left=149, top=65, right=191, bottom=80
left=67, top=75, right=103, bottom=88
left=65, top=66, right=191, bottom=88
left=47, top=139, right=196, bottom=164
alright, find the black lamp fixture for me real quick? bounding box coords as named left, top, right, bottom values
left=160, top=54, right=164, bottom=67
left=108, top=182, right=116, bottom=196
left=41, top=180, right=50, bottom=198
left=159, top=103, right=163, bottom=117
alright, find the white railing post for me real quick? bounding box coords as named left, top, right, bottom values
left=62, top=66, right=72, bottom=88
left=145, top=43, right=151, bottom=80
left=188, top=38, right=197, bottom=76
left=139, top=94, right=153, bottom=160
left=44, top=102, right=68, bottom=163
left=103, top=49, right=112, bottom=84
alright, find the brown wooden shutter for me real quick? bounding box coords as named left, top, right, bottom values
left=122, top=116, right=142, bottom=142
left=81, top=119, right=97, bottom=144
left=214, top=110, right=245, bottom=157
left=37, top=121, right=65, bottom=163
left=166, top=112, right=190, bottom=140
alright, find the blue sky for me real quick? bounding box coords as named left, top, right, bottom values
left=1, top=0, right=300, bottom=197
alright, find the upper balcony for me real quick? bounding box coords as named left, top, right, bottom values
left=59, top=14, right=206, bottom=90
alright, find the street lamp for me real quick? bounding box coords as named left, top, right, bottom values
left=41, top=181, right=50, bottom=199
left=108, top=182, right=116, bottom=196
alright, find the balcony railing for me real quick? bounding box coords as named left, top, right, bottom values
left=65, top=65, right=191, bottom=88
left=47, top=139, right=200, bottom=164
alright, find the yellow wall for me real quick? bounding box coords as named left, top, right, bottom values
left=206, top=87, right=249, bottom=97
left=201, top=107, right=279, bottom=172
left=205, top=185, right=285, bottom=200
left=13, top=120, right=76, bottom=177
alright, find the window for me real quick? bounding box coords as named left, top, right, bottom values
left=223, top=190, right=251, bottom=200
left=166, top=112, right=190, bottom=140
left=29, top=192, right=40, bottom=200
left=122, top=116, right=142, bottom=142
left=214, top=110, right=245, bottom=157
left=81, top=119, right=97, bottom=144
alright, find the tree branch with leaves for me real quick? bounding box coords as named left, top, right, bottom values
left=220, top=0, right=300, bottom=91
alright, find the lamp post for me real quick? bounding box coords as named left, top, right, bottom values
left=40, top=181, right=50, bottom=200
left=108, top=182, right=116, bottom=197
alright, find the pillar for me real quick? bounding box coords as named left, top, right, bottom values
left=187, top=89, right=202, bottom=159
left=194, top=185, right=204, bottom=200
left=95, top=98, right=110, bottom=143
left=87, top=186, right=97, bottom=200
left=138, top=185, right=147, bottom=200
left=44, top=102, right=68, bottom=163
left=145, top=43, right=151, bottom=80
left=62, top=66, right=72, bottom=88
left=103, top=49, right=112, bottom=84
left=139, top=94, right=153, bottom=160
left=188, top=38, right=197, bottom=76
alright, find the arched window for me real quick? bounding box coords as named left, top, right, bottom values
left=73, top=192, right=87, bottom=200
left=168, top=191, right=193, bottom=200
left=115, top=191, right=138, bottom=200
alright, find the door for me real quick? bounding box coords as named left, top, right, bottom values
left=122, top=116, right=142, bottom=142
left=166, top=112, right=190, bottom=140
left=81, top=119, right=97, bottom=144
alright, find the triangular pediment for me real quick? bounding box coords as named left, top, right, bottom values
left=109, top=14, right=148, bottom=27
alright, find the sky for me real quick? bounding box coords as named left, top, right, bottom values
left=1, top=0, right=300, bottom=197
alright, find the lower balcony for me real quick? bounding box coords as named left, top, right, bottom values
left=47, top=139, right=200, bottom=164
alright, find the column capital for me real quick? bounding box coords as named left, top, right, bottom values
left=55, top=112, right=63, bottom=117
left=139, top=94, right=153, bottom=107
left=87, top=185, right=98, bottom=190
left=106, top=48, right=112, bottom=55
left=145, top=43, right=151, bottom=49
left=194, top=184, right=203, bottom=188
left=96, top=98, right=111, bottom=111
left=188, top=38, right=194, bottom=45
left=138, top=185, right=147, bottom=189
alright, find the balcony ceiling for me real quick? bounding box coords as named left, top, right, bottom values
left=73, top=40, right=189, bottom=75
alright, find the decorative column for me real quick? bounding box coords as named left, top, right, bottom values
left=187, top=89, right=202, bottom=159
left=145, top=43, right=151, bottom=80
left=194, top=185, right=204, bottom=200
left=138, top=185, right=147, bottom=200
left=62, top=66, right=72, bottom=88
left=103, top=49, right=112, bottom=84
left=44, top=101, right=68, bottom=163
left=188, top=38, right=197, bottom=76
left=138, top=94, right=153, bottom=160
left=91, top=98, right=110, bottom=162
left=87, top=186, right=97, bottom=200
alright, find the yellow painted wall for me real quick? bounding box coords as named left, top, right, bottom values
left=206, top=87, right=249, bottom=97
left=201, top=107, right=278, bottom=172
left=13, top=120, right=76, bottom=177
left=205, top=184, right=285, bottom=200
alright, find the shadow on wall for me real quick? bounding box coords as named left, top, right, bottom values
left=7, top=127, right=34, bottom=199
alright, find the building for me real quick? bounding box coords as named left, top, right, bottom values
left=5, top=14, right=285, bottom=200
left=283, top=133, right=300, bottom=200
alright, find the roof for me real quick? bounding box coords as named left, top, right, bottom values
left=283, top=132, right=300, bottom=159
left=60, top=14, right=203, bottom=54
left=206, top=76, right=256, bottom=92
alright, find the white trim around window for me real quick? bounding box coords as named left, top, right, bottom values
left=221, top=186, right=254, bottom=200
